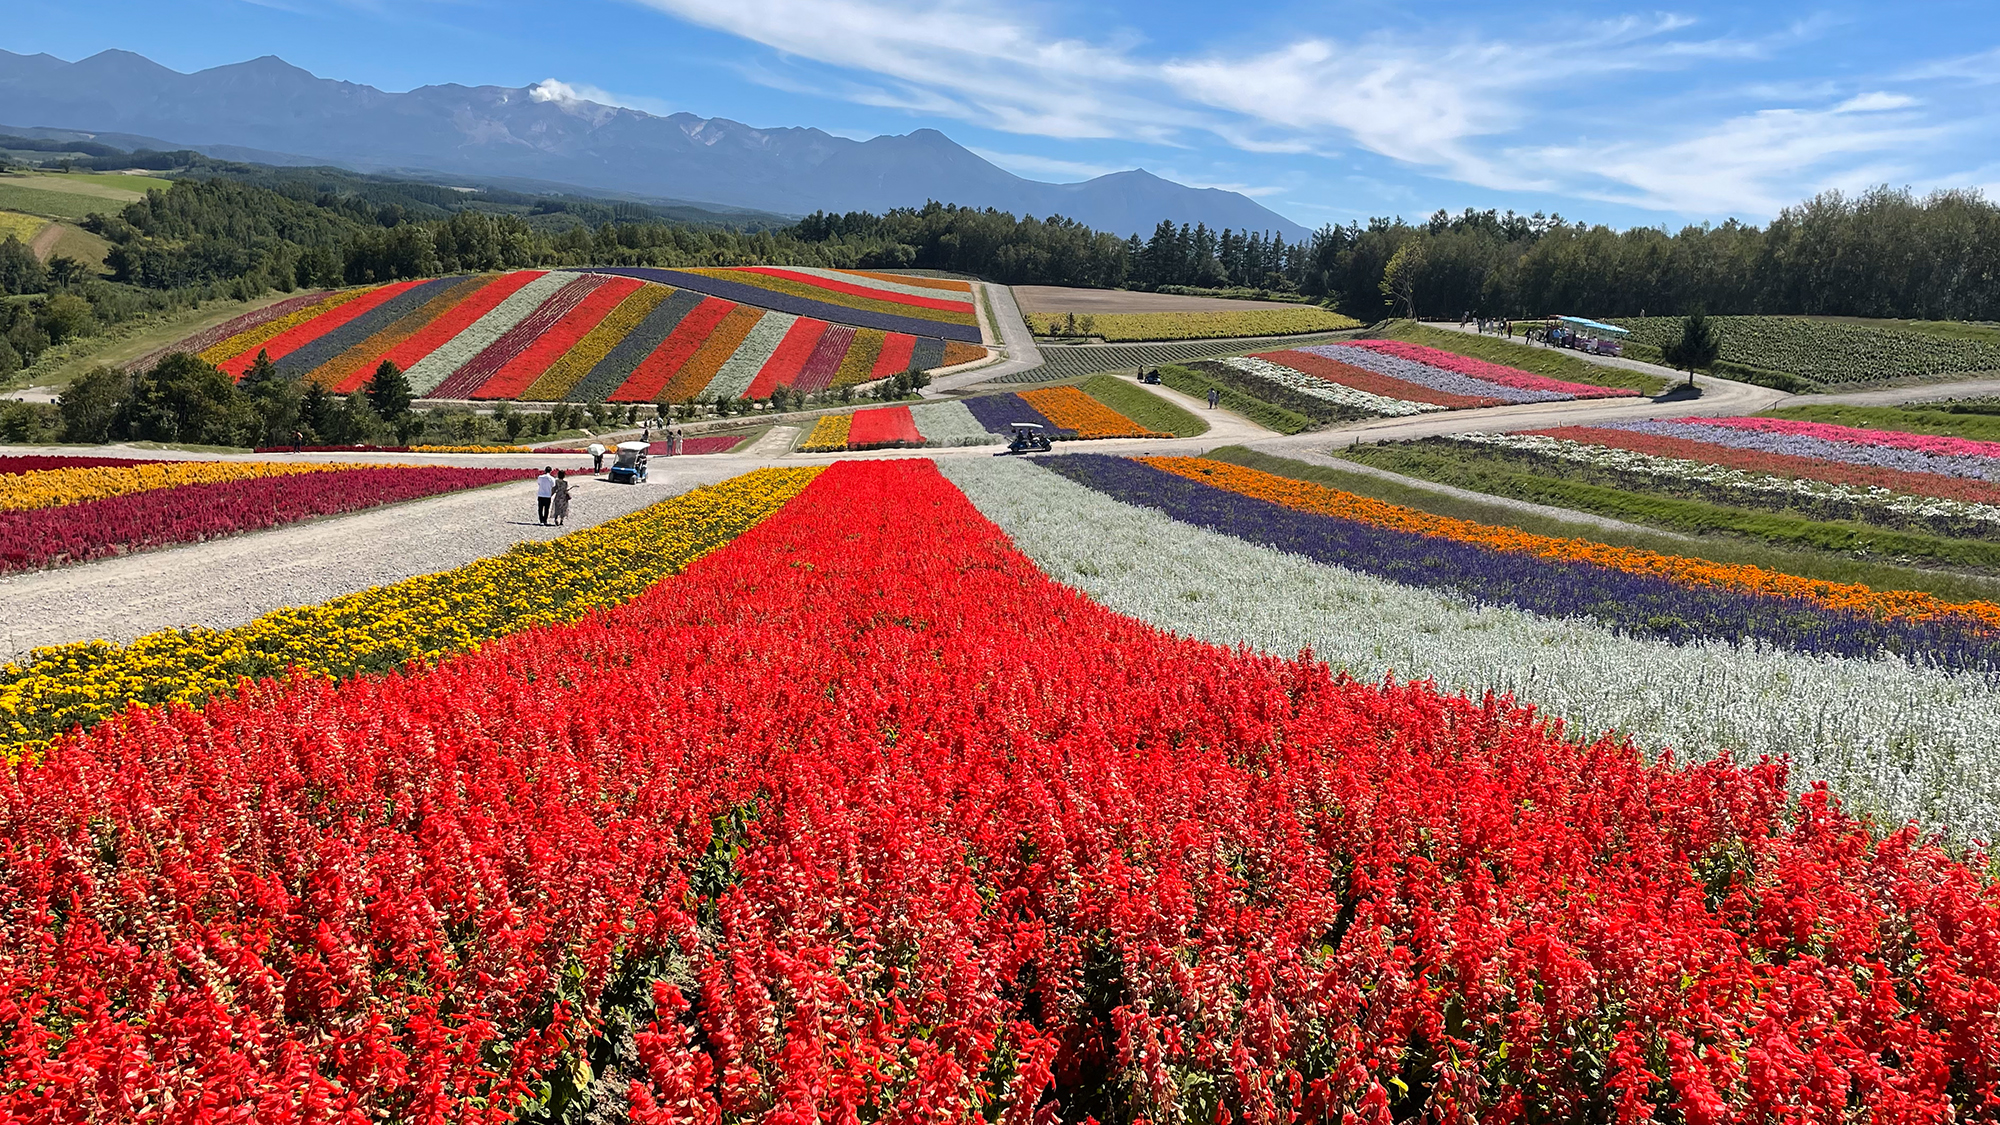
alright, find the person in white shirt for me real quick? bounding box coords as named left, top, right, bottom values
left=536, top=467, right=556, bottom=525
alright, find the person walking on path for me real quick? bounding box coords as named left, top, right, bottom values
left=551, top=469, right=572, bottom=526
left=1207, top=387, right=1220, bottom=409
left=536, top=466, right=556, bottom=525
left=291, top=430, right=303, bottom=454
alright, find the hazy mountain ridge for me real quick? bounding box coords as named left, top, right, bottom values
left=0, top=49, right=1312, bottom=238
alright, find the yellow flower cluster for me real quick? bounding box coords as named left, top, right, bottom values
left=196, top=288, right=373, bottom=364
left=799, top=414, right=852, bottom=452
left=407, top=445, right=535, bottom=454
left=0, top=466, right=821, bottom=753
left=1026, top=308, right=1361, bottom=342
left=1, top=460, right=390, bottom=512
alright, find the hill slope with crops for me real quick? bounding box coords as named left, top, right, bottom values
left=136, top=267, right=990, bottom=402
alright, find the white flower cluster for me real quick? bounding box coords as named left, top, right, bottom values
left=405, top=271, right=574, bottom=395
left=1455, top=431, right=2000, bottom=528
left=1217, top=356, right=1445, bottom=417
left=910, top=401, right=1002, bottom=446
left=706, top=311, right=798, bottom=400
left=938, top=456, right=2000, bottom=841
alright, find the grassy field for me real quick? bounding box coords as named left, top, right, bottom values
left=0, top=183, right=125, bottom=221
left=1614, top=315, right=2000, bottom=388
left=1080, top=374, right=1209, bottom=437
left=1207, top=446, right=2000, bottom=606
left=1339, top=439, right=2000, bottom=575
left=42, top=223, right=112, bottom=268
left=1027, top=308, right=1361, bottom=341
left=1156, top=363, right=1310, bottom=434
left=3, top=172, right=166, bottom=199
left=1758, top=403, right=2000, bottom=442
left=1373, top=321, right=1670, bottom=395
left=1, top=292, right=306, bottom=393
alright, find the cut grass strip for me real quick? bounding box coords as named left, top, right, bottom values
left=1080, top=375, right=1209, bottom=437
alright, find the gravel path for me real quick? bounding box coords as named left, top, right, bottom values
left=0, top=465, right=745, bottom=661
left=743, top=425, right=799, bottom=456
left=926, top=284, right=1043, bottom=393
left=1107, top=372, right=1270, bottom=442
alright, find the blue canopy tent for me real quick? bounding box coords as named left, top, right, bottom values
left=1555, top=315, right=1630, bottom=336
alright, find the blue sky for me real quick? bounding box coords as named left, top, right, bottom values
left=12, top=0, right=2000, bottom=231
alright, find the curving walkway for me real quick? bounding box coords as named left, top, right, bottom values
left=926, top=283, right=1043, bottom=393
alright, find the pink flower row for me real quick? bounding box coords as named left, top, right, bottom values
left=1681, top=415, right=2000, bottom=461
left=1342, top=339, right=1637, bottom=399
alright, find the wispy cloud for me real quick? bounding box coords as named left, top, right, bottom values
left=616, top=0, right=1999, bottom=218
left=966, top=148, right=1127, bottom=182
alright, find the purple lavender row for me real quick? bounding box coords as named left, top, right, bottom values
left=1594, top=420, right=2000, bottom=482
left=1301, top=343, right=1568, bottom=404
left=1042, top=453, right=2000, bottom=674
left=965, top=393, right=1070, bottom=436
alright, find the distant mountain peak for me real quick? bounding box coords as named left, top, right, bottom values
left=0, top=47, right=1311, bottom=238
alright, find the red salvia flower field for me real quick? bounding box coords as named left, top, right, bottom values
left=4, top=459, right=1996, bottom=1123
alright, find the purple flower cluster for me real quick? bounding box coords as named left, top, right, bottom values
left=1301, top=344, right=1567, bottom=404
left=1043, top=453, right=2000, bottom=674
left=1597, top=420, right=2000, bottom=482
left=580, top=267, right=983, bottom=343
left=965, top=393, right=1071, bottom=436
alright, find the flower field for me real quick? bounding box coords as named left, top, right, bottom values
left=146, top=270, right=988, bottom=403
left=0, top=467, right=816, bottom=752
left=1616, top=314, right=2000, bottom=386
left=1026, top=307, right=1361, bottom=340
left=4, top=458, right=1997, bottom=1121
left=0, top=456, right=527, bottom=575
left=1437, top=415, right=2000, bottom=539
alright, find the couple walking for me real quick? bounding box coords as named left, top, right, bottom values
left=535, top=466, right=573, bottom=526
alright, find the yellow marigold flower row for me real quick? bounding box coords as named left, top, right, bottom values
left=407, top=445, right=535, bottom=454
left=1024, top=308, right=1362, bottom=342
left=0, top=466, right=821, bottom=753
left=1, top=459, right=397, bottom=512
left=799, top=414, right=852, bottom=452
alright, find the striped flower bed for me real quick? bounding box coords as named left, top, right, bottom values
left=847, top=406, right=924, bottom=449
left=581, top=267, right=983, bottom=343
left=142, top=270, right=987, bottom=404
left=1219, top=356, right=1446, bottom=416
left=798, top=414, right=851, bottom=452
left=909, top=401, right=1002, bottom=446
left=1335, top=339, right=1639, bottom=398
left=1019, top=386, right=1171, bottom=439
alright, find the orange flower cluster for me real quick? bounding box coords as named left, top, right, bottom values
left=1147, top=456, right=2000, bottom=629
left=1019, top=386, right=1169, bottom=439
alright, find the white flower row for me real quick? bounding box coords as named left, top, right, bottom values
left=910, top=401, right=1002, bottom=446
left=1218, top=356, right=1445, bottom=417
left=1457, top=431, right=2000, bottom=528
left=937, top=456, right=2000, bottom=841
left=703, top=310, right=797, bottom=401
left=404, top=271, right=575, bottom=395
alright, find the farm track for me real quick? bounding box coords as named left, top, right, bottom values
left=27, top=222, right=62, bottom=259
left=0, top=465, right=744, bottom=661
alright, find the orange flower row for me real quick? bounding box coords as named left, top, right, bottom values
left=1146, top=456, right=2000, bottom=630
left=1019, top=386, right=1169, bottom=439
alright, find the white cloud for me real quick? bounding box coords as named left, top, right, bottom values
left=528, top=78, right=674, bottom=117
left=1526, top=99, right=1942, bottom=216
left=616, top=0, right=1993, bottom=218
left=966, top=148, right=1127, bottom=182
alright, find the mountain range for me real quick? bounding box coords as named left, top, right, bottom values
left=0, top=48, right=1312, bottom=239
